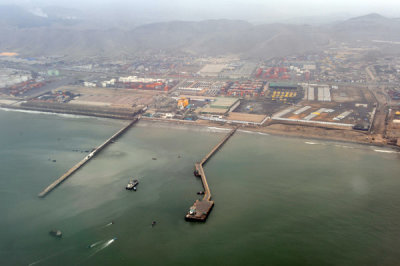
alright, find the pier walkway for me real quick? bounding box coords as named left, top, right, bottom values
left=38, top=117, right=140, bottom=198
left=185, top=127, right=237, bottom=221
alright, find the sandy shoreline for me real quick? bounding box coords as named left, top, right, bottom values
left=141, top=117, right=400, bottom=151
left=1, top=106, right=399, bottom=152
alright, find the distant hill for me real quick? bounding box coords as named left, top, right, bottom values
left=0, top=6, right=399, bottom=59
left=331, top=13, right=400, bottom=41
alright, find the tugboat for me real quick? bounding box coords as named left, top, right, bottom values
left=49, top=229, right=62, bottom=238
left=126, top=179, right=139, bottom=190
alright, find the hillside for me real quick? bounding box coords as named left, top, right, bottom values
left=0, top=6, right=399, bottom=59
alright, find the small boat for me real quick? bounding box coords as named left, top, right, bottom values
left=126, top=179, right=139, bottom=190
left=151, top=221, right=156, bottom=227
left=49, top=229, right=62, bottom=238
left=197, top=191, right=205, bottom=195
left=152, top=157, right=157, bottom=160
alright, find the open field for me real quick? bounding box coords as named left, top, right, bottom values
left=227, top=112, right=267, bottom=123
left=61, top=86, right=158, bottom=108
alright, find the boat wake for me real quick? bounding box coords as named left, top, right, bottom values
left=88, top=240, right=104, bottom=249
left=87, top=238, right=117, bottom=259
left=104, top=222, right=114, bottom=228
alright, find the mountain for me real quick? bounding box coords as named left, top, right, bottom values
left=349, top=13, right=387, bottom=21
left=0, top=7, right=399, bottom=59
left=331, top=13, right=400, bottom=41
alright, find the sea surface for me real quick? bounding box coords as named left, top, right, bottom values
left=1, top=109, right=400, bottom=266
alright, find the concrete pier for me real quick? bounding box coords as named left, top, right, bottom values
left=185, top=127, right=237, bottom=222
left=38, top=117, right=140, bottom=198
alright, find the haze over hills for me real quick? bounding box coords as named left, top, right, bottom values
left=0, top=4, right=400, bottom=59
left=331, top=13, right=400, bottom=42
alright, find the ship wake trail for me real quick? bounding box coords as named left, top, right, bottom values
left=104, top=222, right=114, bottom=227
left=87, top=238, right=117, bottom=259
left=88, top=240, right=104, bottom=249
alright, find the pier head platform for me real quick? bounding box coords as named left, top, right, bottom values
left=185, top=127, right=237, bottom=222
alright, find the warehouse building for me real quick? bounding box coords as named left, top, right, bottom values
left=268, top=82, right=302, bottom=103
left=200, top=97, right=240, bottom=115
left=268, top=82, right=298, bottom=90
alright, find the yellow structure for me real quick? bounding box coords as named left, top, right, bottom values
left=0, top=52, right=18, bottom=57
left=177, top=97, right=189, bottom=109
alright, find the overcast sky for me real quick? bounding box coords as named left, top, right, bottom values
left=3, top=0, right=400, bottom=24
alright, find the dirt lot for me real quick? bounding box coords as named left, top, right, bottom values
left=234, top=99, right=287, bottom=116
left=61, top=86, right=158, bottom=108
left=227, top=112, right=267, bottom=123
left=386, top=110, right=400, bottom=139
left=331, top=86, right=364, bottom=102
left=280, top=101, right=373, bottom=125
left=248, top=123, right=373, bottom=144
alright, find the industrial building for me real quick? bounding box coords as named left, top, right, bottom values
left=255, top=67, right=290, bottom=80
left=198, top=64, right=227, bottom=77
left=117, top=76, right=176, bottom=92
left=200, top=97, right=240, bottom=115
left=268, top=82, right=298, bottom=90
left=176, top=80, right=225, bottom=96
left=219, top=63, right=257, bottom=79
left=224, top=80, right=265, bottom=97
left=268, top=82, right=302, bottom=102
left=303, top=84, right=331, bottom=102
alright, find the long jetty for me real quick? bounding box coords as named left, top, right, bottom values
left=38, top=117, right=140, bottom=198
left=185, top=127, right=237, bottom=221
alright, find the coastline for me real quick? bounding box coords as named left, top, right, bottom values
left=0, top=103, right=138, bottom=120
left=141, top=117, right=400, bottom=151
left=1, top=105, right=399, bottom=152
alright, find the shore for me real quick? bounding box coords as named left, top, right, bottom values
left=1, top=104, right=399, bottom=151
left=141, top=117, right=400, bottom=151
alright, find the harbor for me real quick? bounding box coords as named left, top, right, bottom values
left=38, top=116, right=140, bottom=197
left=185, top=126, right=238, bottom=222
left=2, top=110, right=400, bottom=265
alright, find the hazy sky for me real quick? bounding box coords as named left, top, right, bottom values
left=3, top=0, right=400, bottom=23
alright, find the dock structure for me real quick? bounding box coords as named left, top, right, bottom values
left=38, top=117, right=140, bottom=198
left=185, top=127, right=237, bottom=222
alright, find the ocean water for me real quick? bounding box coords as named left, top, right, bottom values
left=1, top=109, right=400, bottom=266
